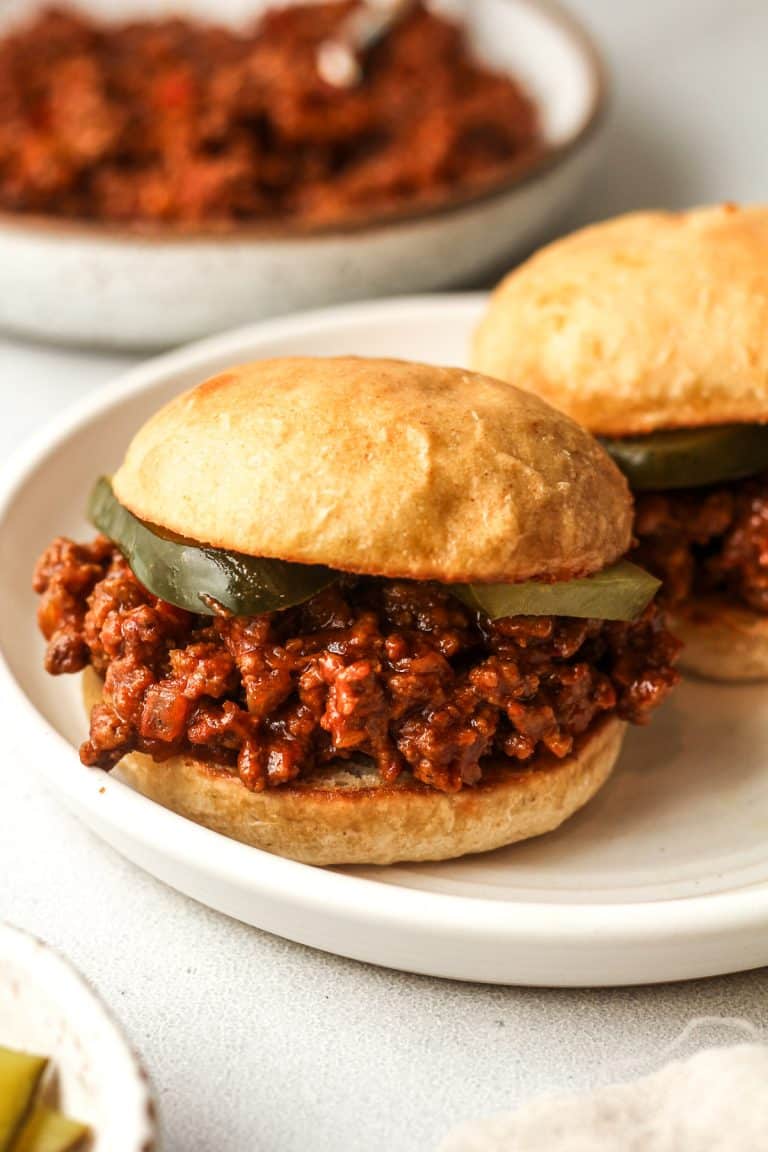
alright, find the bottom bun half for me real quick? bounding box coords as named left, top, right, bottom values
left=83, top=667, right=625, bottom=866
left=670, top=596, right=768, bottom=682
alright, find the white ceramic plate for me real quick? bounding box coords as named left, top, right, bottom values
left=0, top=922, right=157, bottom=1150
left=0, top=0, right=604, bottom=349
left=2, top=295, right=768, bottom=987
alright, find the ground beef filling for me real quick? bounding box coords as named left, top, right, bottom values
left=633, top=473, right=768, bottom=613
left=34, top=538, right=680, bottom=794
left=0, top=3, right=540, bottom=226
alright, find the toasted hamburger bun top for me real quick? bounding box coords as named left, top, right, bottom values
left=113, top=356, right=631, bottom=584
left=472, top=204, right=768, bottom=437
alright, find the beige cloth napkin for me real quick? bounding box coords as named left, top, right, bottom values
left=438, top=1044, right=768, bottom=1151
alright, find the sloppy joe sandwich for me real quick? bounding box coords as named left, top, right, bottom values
left=473, top=204, right=768, bottom=680
left=33, top=357, right=678, bottom=865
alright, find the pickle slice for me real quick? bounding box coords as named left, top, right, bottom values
left=13, top=1107, right=89, bottom=1152
left=89, top=478, right=336, bottom=616
left=602, top=424, right=768, bottom=490
left=90, top=480, right=657, bottom=623
left=451, top=561, right=660, bottom=622
left=0, top=1048, right=48, bottom=1151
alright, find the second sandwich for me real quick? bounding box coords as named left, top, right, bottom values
left=474, top=204, right=768, bottom=680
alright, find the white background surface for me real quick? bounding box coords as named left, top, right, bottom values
left=2, top=2, right=768, bottom=1148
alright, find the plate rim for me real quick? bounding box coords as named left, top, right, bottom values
left=3, top=293, right=768, bottom=979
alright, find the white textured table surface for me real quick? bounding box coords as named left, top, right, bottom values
left=3, top=2, right=768, bottom=1149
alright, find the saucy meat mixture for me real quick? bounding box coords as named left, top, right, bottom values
left=634, top=474, right=768, bottom=612
left=34, top=537, right=679, bottom=794
left=0, top=3, right=540, bottom=226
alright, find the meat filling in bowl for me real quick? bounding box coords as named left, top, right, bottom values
left=633, top=474, right=768, bottom=611
left=34, top=537, right=679, bottom=794
left=0, top=2, right=540, bottom=227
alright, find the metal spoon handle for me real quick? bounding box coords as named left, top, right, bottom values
left=317, top=0, right=417, bottom=89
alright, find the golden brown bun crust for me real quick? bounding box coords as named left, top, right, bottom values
left=113, top=356, right=631, bottom=584
left=83, top=668, right=625, bottom=866
left=670, top=596, right=768, bottom=681
left=473, top=204, right=768, bottom=436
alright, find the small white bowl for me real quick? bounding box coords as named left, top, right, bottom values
left=0, top=0, right=605, bottom=349
left=0, top=922, right=158, bottom=1151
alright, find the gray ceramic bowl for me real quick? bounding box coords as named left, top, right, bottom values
left=0, top=0, right=605, bottom=348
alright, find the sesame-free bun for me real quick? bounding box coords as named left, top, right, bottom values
left=473, top=204, right=768, bottom=436
left=112, top=356, right=631, bottom=584
left=83, top=668, right=625, bottom=866
left=669, top=596, right=768, bottom=681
